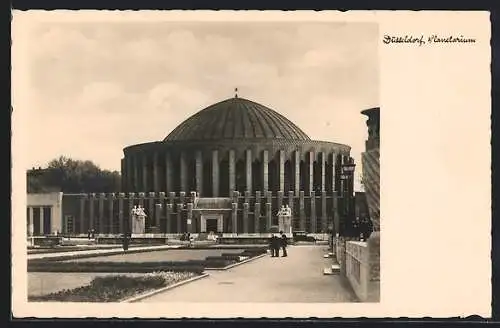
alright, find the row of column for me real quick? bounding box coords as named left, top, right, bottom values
left=78, top=190, right=340, bottom=234
left=27, top=206, right=51, bottom=236
left=122, top=149, right=340, bottom=196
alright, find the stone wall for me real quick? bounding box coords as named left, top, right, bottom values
left=343, top=238, right=380, bottom=302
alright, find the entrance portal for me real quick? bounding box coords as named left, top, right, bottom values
left=206, top=219, right=218, bottom=233
left=200, top=214, right=223, bottom=233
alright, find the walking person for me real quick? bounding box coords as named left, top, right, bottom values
left=280, top=231, right=288, bottom=257
left=273, top=234, right=280, bottom=257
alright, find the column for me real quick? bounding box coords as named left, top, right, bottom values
left=277, top=191, right=284, bottom=211
left=168, top=191, right=175, bottom=204
left=279, top=150, right=285, bottom=191
left=166, top=203, right=173, bottom=233
left=294, top=151, right=300, bottom=196
left=176, top=204, right=183, bottom=233
left=229, top=149, right=236, bottom=193
left=142, top=155, right=148, bottom=192
left=254, top=202, right=261, bottom=233
left=89, top=194, right=95, bottom=230
left=299, top=191, right=305, bottom=231
left=212, top=150, right=219, bottom=197
left=245, top=149, right=252, bottom=192
left=149, top=192, right=155, bottom=229
left=243, top=203, right=249, bottom=233
left=255, top=191, right=262, bottom=203
left=153, top=152, right=159, bottom=192
left=262, top=150, right=269, bottom=192
left=118, top=193, right=124, bottom=234
left=310, top=191, right=317, bottom=233
left=266, top=191, right=272, bottom=207
left=127, top=156, right=133, bottom=192
left=121, top=159, right=126, bottom=192
left=158, top=192, right=165, bottom=230
left=244, top=191, right=251, bottom=204
left=321, top=190, right=328, bottom=232
left=108, top=194, right=114, bottom=234
left=331, top=153, right=337, bottom=192
left=28, top=206, right=34, bottom=236
left=333, top=191, right=339, bottom=235
left=320, top=151, right=326, bottom=192
left=133, top=155, right=139, bottom=191
left=307, top=151, right=314, bottom=195
left=179, top=191, right=186, bottom=204
left=79, top=196, right=85, bottom=234
left=231, top=203, right=238, bottom=234
left=195, top=150, right=203, bottom=195
left=98, top=193, right=105, bottom=234
left=187, top=203, right=193, bottom=233
left=165, top=152, right=173, bottom=193
left=128, top=193, right=135, bottom=233
left=265, top=202, right=272, bottom=231
left=287, top=191, right=294, bottom=214
left=39, top=206, right=44, bottom=235
left=179, top=152, right=187, bottom=192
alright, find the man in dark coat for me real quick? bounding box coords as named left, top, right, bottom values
left=269, top=234, right=279, bottom=257
left=280, top=231, right=288, bottom=257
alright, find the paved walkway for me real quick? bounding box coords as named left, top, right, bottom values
left=27, top=245, right=181, bottom=260
left=140, top=245, right=358, bottom=303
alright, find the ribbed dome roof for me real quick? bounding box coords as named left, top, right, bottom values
left=164, top=97, right=311, bottom=141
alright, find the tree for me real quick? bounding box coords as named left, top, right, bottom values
left=27, top=156, right=121, bottom=193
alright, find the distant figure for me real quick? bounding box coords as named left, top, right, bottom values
left=269, top=234, right=280, bottom=257
left=285, top=204, right=291, bottom=216
left=122, top=233, right=130, bottom=251
left=280, top=231, right=288, bottom=257
left=87, top=229, right=91, bottom=240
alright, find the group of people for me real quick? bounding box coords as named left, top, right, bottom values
left=269, top=231, right=288, bottom=257
left=351, top=216, right=373, bottom=241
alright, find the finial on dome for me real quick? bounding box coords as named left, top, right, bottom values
left=234, top=87, right=238, bottom=98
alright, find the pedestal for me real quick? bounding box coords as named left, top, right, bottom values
left=278, top=214, right=292, bottom=237
left=132, top=215, right=146, bottom=234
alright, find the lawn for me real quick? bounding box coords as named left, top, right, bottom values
left=66, top=249, right=245, bottom=263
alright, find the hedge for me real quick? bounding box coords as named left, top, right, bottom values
left=28, top=272, right=196, bottom=302
left=28, top=248, right=266, bottom=272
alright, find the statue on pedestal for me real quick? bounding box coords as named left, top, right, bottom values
left=131, top=205, right=147, bottom=235
left=277, top=204, right=293, bottom=236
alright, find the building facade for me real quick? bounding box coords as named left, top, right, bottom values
left=30, top=96, right=357, bottom=235
left=361, top=107, right=380, bottom=231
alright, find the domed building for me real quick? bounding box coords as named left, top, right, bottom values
left=65, top=95, right=355, bottom=237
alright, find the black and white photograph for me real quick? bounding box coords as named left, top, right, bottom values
left=12, top=10, right=490, bottom=318
left=19, top=13, right=380, bottom=304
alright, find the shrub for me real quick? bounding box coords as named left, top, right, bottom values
left=28, top=261, right=205, bottom=274
left=29, top=272, right=197, bottom=302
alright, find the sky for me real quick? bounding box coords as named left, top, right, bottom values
left=22, top=20, right=379, bottom=191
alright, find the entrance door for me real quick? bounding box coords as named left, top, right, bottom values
left=206, top=219, right=218, bottom=233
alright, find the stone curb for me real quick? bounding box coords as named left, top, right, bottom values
left=204, top=253, right=267, bottom=271
left=121, top=273, right=210, bottom=303
left=28, top=245, right=181, bottom=262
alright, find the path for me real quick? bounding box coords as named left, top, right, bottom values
left=139, top=245, right=358, bottom=303
left=27, top=245, right=181, bottom=260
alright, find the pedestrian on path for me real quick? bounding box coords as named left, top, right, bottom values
left=269, top=234, right=280, bottom=257
left=280, top=231, right=288, bottom=257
